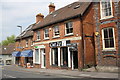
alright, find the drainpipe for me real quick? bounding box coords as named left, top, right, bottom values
left=79, top=15, right=85, bottom=70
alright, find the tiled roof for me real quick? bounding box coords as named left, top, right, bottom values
left=33, top=2, right=91, bottom=30
left=16, top=24, right=35, bottom=40
left=0, top=43, right=15, bottom=55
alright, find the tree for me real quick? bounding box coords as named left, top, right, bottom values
left=1, top=35, right=16, bottom=46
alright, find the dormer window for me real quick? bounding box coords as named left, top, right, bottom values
left=100, top=0, right=113, bottom=19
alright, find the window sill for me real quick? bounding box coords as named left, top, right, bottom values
left=102, top=49, right=116, bottom=52
left=44, top=38, right=49, bottom=40
left=64, top=33, right=74, bottom=37
left=34, top=62, right=40, bottom=64
left=52, top=36, right=60, bottom=39
left=35, top=39, right=41, bottom=42
left=100, top=16, right=114, bottom=21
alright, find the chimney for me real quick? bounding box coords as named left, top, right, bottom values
left=36, top=13, right=44, bottom=23
left=48, top=3, right=55, bottom=14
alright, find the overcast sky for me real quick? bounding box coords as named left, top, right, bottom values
left=0, top=0, right=79, bottom=42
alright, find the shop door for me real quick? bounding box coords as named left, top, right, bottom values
left=41, top=49, right=46, bottom=68
left=72, top=51, right=78, bottom=69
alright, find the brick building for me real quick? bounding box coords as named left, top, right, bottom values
left=14, top=24, right=35, bottom=67
left=94, top=1, right=120, bottom=67
left=14, top=0, right=120, bottom=70
left=32, top=2, right=96, bottom=70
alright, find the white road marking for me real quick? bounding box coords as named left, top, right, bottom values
left=4, top=74, right=16, bottom=78
left=79, top=74, right=91, bottom=77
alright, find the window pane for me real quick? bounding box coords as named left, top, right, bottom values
left=61, top=47, right=68, bottom=66
left=109, top=28, right=113, bottom=37
left=66, top=22, right=73, bottom=34
left=70, top=28, right=73, bottom=33
left=66, top=29, right=69, bottom=34
left=104, top=29, right=108, bottom=38
left=101, top=1, right=112, bottom=17
left=37, top=31, right=40, bottom=39
left=44, top=29, right=49, bottom=38
left=35, top=49, right=39, bottom=63
left=52, top=48, right=58, bottom=65
left=110, top=38, right=114, bottom=47
left=54, top=26, right=59, bottom=36
left=104, top=39, right=109, bottom=48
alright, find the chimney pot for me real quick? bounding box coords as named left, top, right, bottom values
left=36, top=13, right=44, bottom=23
left=48, top=3, right=55, bottom=14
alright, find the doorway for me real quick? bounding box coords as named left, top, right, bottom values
left=41, top=49, right=46, bottom=68
left=72, top=51, right=78, bottom=69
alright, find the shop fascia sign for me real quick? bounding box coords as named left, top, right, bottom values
left=49, top=40, right=77, bottom=48
left=34, top=45, right=45, bottom=48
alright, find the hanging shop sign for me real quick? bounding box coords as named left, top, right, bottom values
left=69, top=46, right=78, bottom=51
left=66, top=43, right=77, bottom=47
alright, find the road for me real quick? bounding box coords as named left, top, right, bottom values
left=0, top=65, right=117, bottom=80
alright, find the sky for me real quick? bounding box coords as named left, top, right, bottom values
left=0, top=0, right=78, bottom=42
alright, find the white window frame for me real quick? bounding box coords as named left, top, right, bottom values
left=65, top=21, right=73, bottom=36
left=51, top=48, right=58, bottom=66
left=31, top=39, right=33, bottom=46
left=34, top=49, right=40, bottom=64
left=36, top=31, right=40, bottom=40
left=100, top=0, right=113, bottom=20
left=102, top=27, right=116, bottom=50
left=26, top=39, right=28, bottom=47
left=53, top=26, right=60, bottom=37
left=44, top=28, right=49, bottom=39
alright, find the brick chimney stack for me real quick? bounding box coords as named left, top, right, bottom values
left=36, top=13, right=44, bottom=23
left=48, top=3, right=55, bottom=14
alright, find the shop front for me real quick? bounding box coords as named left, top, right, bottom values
left=49, top=40, right=78, bottom=70
left=20, top=50, right=33, bottom=67
left=12, top=51, right=21, bottom=65
left=33, top=45, right=46, bottom=68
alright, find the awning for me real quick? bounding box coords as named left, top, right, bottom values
left=12, top=51, right=21, bottom=57
left=20, top=50, right=33, bottom=57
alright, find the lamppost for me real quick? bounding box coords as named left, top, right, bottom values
left=17, top=25, right=22, bottom=48
left=17, top=25, right=22, bottom=33
left=17, top=25, right=22, bottom=66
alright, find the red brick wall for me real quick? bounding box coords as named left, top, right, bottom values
left=82, top=3, right=96, bottom=67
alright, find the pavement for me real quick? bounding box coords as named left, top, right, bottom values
left=2, top=65, right=119, bottom=79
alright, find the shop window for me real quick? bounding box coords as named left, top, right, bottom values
left=100, top=0, right=113, bottom=19
left=65, top=22, right=73, bottom=35
left=61, top=47, right=68, bottom=67
left=35, top=49, right=40, bottom=63
left=44, top=29, right=49, bottom=39
left=102, top=27, right=115, bottom=50
left=53, top=26, right=60, bottom=37
left=51, top=48, right=58, bottom=65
